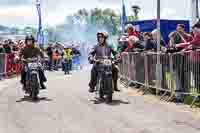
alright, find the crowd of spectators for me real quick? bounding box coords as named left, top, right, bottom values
left=118, top=21, right=200, bottom=103
left=117, top=21, right=200, bottom=54
left=0, top=39, right=25, bottom=54
left=0, top=36, right=91, bottom=76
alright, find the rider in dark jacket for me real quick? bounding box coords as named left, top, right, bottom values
left=88, top=32, right=120, bottom=93
left=20, top=35, right=47, bottom=91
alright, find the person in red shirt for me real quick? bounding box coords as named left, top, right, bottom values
left=126, top=24, right=139, bottom=38
left=122, top=24, right=140, bottom=52
left=175, top=23, right=200, bottom=98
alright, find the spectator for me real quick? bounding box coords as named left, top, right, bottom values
left=169, top=24, right=193, bottom=48
left=126, top=24, right=139, bottom=37
left=143, top=32, right=155, bottom=51
left=118, top=35, right=129, bottom=53
left=151, top=29, right=166, bottom=51
left=53, top=49, right=61, bottom=71
left=46, top=43, right=53, bottom=71
left=0, top=43, right=5, bottom=53
left=176, top=22, right=200, bottom=50
left=3, top=40, right=12, bottom=53
left=125, top=36, right=140, bottom=52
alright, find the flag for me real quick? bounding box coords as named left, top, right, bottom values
left=36, top=0, right=44, bottom=46
left=121, top=0, right=127, bottom=33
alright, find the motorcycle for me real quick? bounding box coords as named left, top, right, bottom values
left=23, top=57, right=43, bottom=100
left=94, top=56, right=114, bottom=103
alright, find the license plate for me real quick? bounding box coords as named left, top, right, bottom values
left=104, top=60, right=112, bottom=65
left=28, top=63, right=38, bottom=68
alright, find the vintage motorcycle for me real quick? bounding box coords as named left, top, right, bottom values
left=23, top=57, right=43, bottom=100
left=94, top=56, right=115, bottom=103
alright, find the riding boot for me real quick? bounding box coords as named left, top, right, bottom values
left=113, top=79, right=120, bottom=92
left=40, top=82, right=46, bottom=89
left=88, top=66, right=97, bottom=93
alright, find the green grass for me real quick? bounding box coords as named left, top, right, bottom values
left=165, top=72, right=200, bottom=107
left=184, top=95, right=200, bottom=107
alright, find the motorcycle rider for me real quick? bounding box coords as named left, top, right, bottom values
left=88, top=31, right=120, bottom=93
left=20, top=35, right=47, bottom=92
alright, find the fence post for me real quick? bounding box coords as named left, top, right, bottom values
left=4, top=54, right=7, bottom=77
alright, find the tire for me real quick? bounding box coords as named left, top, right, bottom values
left=99, top=89, right=104, bottom=99
left=107, top=93, right=113, bottom=103
left=30, top=73, right=39, bottom=100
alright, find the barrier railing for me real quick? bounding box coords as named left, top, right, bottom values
left=0, top=53, right=22, bottom=79
left=0, top=54, right=6, bottom=78
left=120, top=51, right=200, bottom=107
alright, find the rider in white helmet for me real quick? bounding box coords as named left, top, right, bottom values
left=88, top=31, right=120, bottom=93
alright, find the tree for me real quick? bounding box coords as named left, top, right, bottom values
left=23, top=26, right=37, bottom=36
left=131, top=5, right=141, bottom=20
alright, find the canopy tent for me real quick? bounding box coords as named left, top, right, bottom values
left=127, top=19, right=190, bottom=44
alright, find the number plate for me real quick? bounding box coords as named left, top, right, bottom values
left=103, top=60, right=112, bottom=65
left=28, top=63, right=38, bottom=68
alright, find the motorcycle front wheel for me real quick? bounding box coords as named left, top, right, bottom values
left=30, top=74, right=39, bottom=100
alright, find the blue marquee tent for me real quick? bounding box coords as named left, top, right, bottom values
left=127, top=19, right=190, bottom=44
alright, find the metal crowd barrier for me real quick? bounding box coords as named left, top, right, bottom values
left=0, top=53, right=22, bottom=79
left=120, top=51, right=200, bottom=107
left=0, top=54, right=6, bottom=78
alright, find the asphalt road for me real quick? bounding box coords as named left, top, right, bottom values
left=0, top=70, right=200, bottom=133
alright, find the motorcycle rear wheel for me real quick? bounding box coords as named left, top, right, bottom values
left=106, top=93, right=113, bottom=103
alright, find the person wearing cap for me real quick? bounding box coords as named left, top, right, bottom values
left=88, top=31, right=120, bottom=93
left=20, top=35, right=47, bottom=92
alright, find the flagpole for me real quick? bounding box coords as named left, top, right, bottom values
left=196, top=0, right=199, bottom=19
left=36, top=0, right=43, bottom=47
left=156, top=0, right=161, bottom=95
left=121, top=0, right=127, bottom=34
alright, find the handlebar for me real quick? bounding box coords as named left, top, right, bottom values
left=21, top=57, right=44, bottom=63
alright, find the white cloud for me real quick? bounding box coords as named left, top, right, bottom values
left=0, top=6, right=37, bottom=27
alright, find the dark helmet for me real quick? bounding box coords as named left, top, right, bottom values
left=97, top=31, right=108, bottom=39
left=25, top=35, right=35, bottom=44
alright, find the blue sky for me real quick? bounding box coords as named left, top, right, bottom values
left=0, top=0, right=194, bottom=27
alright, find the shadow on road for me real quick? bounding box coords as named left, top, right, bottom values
left=106, top=100, right=130, bottom=106
left=16, top=96, right=53, bottom=103
left=90, top=98, right=130, bottom=105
